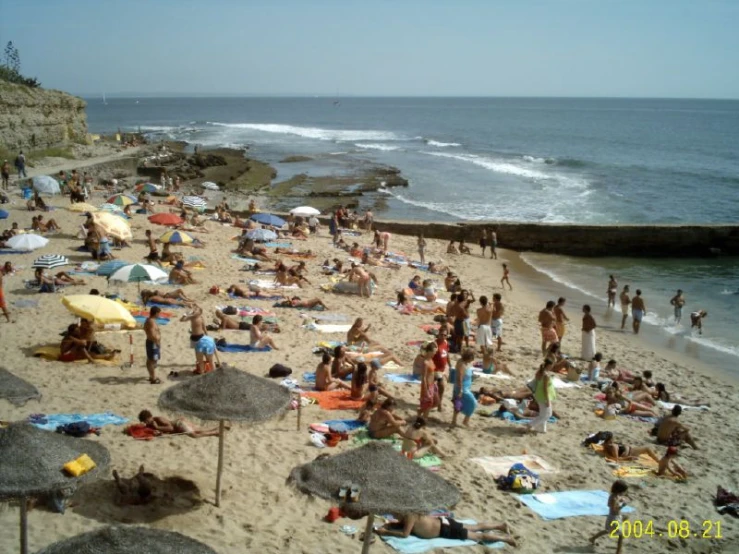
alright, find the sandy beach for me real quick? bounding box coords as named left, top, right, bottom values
left=1, top=183, right=738, bottom=554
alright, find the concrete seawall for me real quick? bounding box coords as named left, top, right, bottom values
left=283, top=215, right=739, bottom=257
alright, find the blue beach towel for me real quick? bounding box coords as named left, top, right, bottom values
left=518, top=490, right=635, bottom=520
left=380, top=519, right=504, bottom=553
left=264, top=242, right=292, bottom=248
left=133, top=315, right=170, bottom=325
left=216, top=343, right=271, bottom=353
left=28, top=412, right=129, bottom=431
left=303, top=372, right=351, bottom=383
left=491, top=410, right=557, bottom=425
left=384, top=374, right=422, bottom=384
left=323, top=419, right=367, bottom=432
left=146, top=302, right=184, bottom=309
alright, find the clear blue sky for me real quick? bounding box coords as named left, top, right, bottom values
left=1, top=0, right=737, bottom=98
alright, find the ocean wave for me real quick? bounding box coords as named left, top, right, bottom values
left=720, top=289, right=738, bottom=295
left=686, top=335, right=739, bottom=358
left=426, top=139, right=461, bottom=148
left=207, top=122, right=400, bottom=142
left=355, top=143, right=401, bottom=152
left=520, top=255, right=603, bottom=302
left=423, top=151, right=589, bottom=189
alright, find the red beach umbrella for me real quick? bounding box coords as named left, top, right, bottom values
left=148, top=213, right=184, bottom=226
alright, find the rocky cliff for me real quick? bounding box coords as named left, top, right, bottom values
left=0, top=81, right=87, bottom=150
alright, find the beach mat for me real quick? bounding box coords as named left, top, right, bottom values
left=470, top=455, right=558, bottom=477
left=216, top=343, right=272, bottom=353
left=0, top=368, right=41, bottom=406
left=28, top=411, right=128, bottom=431
left=301, top=390, right=364, bottom=411
left=303, top=323, right=352, bottom=333
left=32, top=345, right=122, bottom=366
left=480, top=409, right=557, bottom=425
left=518, top=490, right=635, bottom=520
left=380, top=519, right=504, bottom=553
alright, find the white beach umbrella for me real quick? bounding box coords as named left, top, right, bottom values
left=246, top=228, right=277, bottom=242
left=7, top=234, right=49, bottom=252
left=31, top=176, right=61, bottom=195
left=182, top=196, right=207, bottom=210
left=201, top=181, right=219, bottom=191
left=109, top=264, right=168, bottom=285
left=32, top=254, right=69, bottom=270
left=290, top=206, right=320, bottom=217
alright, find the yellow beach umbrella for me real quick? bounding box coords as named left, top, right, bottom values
left=67, top=203, right=98, bottom=213
left=159, top=230, right=195, bottom=245
left=61, top=294, right=136, bottom=328
left=92, top=212, right=132, bottom=241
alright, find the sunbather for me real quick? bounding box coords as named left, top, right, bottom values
left=656, top=446, right=689, bottom=479
left=656, top=405, right=698, bottom=449
left=601, top=434, right=662, bottom=463
left=138, top=410, right=223, bottom=438
left=375, top=514, right=516, bottom=546
left=315, top=352, right=350, bottom=391
left=401, top=416, right=445, bottom=459
left=275, top=296, right=327, bottom=309
left=227, top=284, right=267, bottom=298
left=54, top=271, right=86, bottom=286
left=141, top=289, right=190, bottom=306
left=249, top=314, right=278, bottom=349
left=347, top=317, right=373, bottom=346
left=367, top=398, right=406, bottom=439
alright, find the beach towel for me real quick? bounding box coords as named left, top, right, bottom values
left=0, top=368, right=41, bottom=406
left=552, top=377, right=582, bottom=389
left=380, top=519, right=504, bottom=553
left=657, top=400, right=710, bottom=411
left=125, top=424, right=158, bottom=441
left=518, top=490, right=635, bottom=520
left=313, top=340, right=345, bottom=350
left=218, top=305, right=276, bottom=317
left=303, top=323, right=352, bottom=333
left=28, top=412, right=129, bottom=431
left=33, top=345, right=122, bottom=366
left=264, top=242, right=293, bottom=248
left=147, top=302, right=185, bottom=309
left=302, top=390, right=365, bottom=411
left=231, top=255, right=262, bottom=264
left=481, top=409, right=558, bottom=425
left=384, top=374, right=422, bottom=384
left=309, top=419, right=367, bottom=433
left=306, top=313, right=350, bottom=322
left=471, top=370, right=512, bottom=381
left=302, top=372, right=352, bottom=384
left=249, top=279, right=299, bottom=290
left=133, top=315, right=170, bottom=325
left=470, top=455, right=558, bottom=477
left=216, top=343, right=272, bottom=353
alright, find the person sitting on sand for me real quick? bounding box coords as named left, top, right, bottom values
left=59, top=323, right=116, bottom=363
left=458, top=240, right=471, bottom=254
left=249, top=314, right=278, bottom=350
left=141, top=289, right=190, bottom=307
left=604, top=386, right=658, bottom=418
left=367, top=398, right=406, bottom=438
left=138, top=410, right=222, bottom=438
left=408, top=275, right=422, bottom=292
left=361, top=251, right=400, bottom=269
left=425, top=261, right=449, bottom=274
left=656, top=446, right=689, bottom=479
left=601, top=434, right=662, bottom=463
left=54, top=271, right=86, bottom=286
left=401, top=416, right=445, bottom=459
left=446, top=241, right=460, bottom=255
left=347, top=317, right=373, bottom=346
left=213, top=309, right=250, bottom=331
left=331, top=345, right=356, bottom=379
left=34, top=268, right=69, bottom=290
left=350, top=361, right=370, bottom=400
left=422, top=279, right=437, bottom=301
left=656, top=405, right=698, bottom=449
left=32, top=215, right=60, bottom=232
left=444, top=272, right=457, bottom=291
left=690, top=310, right=707, bottom=334
left=169, top=261, right=198, bottom=285
left=367, top=358, right=394, bottom=399
left=603, top=359, right=634, bottom=383
left=395, top=291, right=414, bottom=314
left=543, top=342, right=570, bottom=373
left=275, top=296, right=327, bottom=310
left=315, top=352, right=350, bottom=391
left=375, top=514, right=516, bottom=546
left=480, top=345, right=513, bottom=375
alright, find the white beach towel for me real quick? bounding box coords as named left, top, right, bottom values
left=248, top=279, right=299, bottom=290
left=657, top=400, right=710, bottom=411
left=471, top=370, right=511, bottom=380
left=552, top=377, right=582, bottom=389
left=303, top=323, right=352, bottom=334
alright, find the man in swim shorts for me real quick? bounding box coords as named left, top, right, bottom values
left=491, top=293, right=504, bottom=351
left=538, top=301, right=559, bottom=356
left=670, top=289, right=686, bottom=325
left=375, top=514, right=516, bottom=546
left=631, top=289, right=646, bottom=334
left=476, top=295, right=494, bottom=351
left=144, top=306, right=161, bottom=384
left=194, top=335, right=219, bottom=374
left=619, top=285, right=631, bottom=330
left=180, top=304, right=206, bottom=348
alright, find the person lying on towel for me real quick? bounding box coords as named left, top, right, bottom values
left=375, top=514, right=517, bottom=546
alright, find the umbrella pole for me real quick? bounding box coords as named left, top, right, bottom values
left=361, top=514, right=375, bottom=554
left=215, top=419, right=226, bottom=507
left=19, top=497, right=28, bottom=554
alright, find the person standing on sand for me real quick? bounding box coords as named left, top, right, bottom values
left=538, top=301, right=558, bottom=356
left=581, top=304, right=597, bottom=360
left=432, top=328, right=449, bottom=412
left=631, top=289, right=646, bottom=334
left=500, top=263, right=512, bottom=290
left=619, top=285, right=631, bottom=330
left=15, top=151, right=27, bottom=179
left=527, top=361, right=555, bottom=434
left=491, top=293, right=505, bottom=351
left=607, top=275, right=618, bottom=309
left=451, top=348, right=477, bottom=427
left=144, top=306, right=162, bottom=384
left=476, top=295, right=494, bottom=352
left=0, top=267, right=11, bottom=322
left=417, top=234, right=427, bottom=264
left=670, top=289, right=686, bottom=325
left=553, top=297, right=569, bottom=343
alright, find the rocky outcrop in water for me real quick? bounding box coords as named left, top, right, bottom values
left=0, top=81, right=87, bottom=150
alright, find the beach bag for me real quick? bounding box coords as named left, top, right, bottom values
left=505, top=463, right=540, bottom=493
left=269, top=364, right=293, bottom=378
left=56, top=422, right=91, bottom=437
left=209, top=285, right=220, bottom=295
left=222, top=306, right=237, bottom=315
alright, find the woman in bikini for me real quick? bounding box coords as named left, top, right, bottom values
left=605, top=387, right=658, bottom=418
left=367, top=398, right=406, bottom=439
left=350, top=362, right=369, bottom=400
left=347, top=318, right=374, bottom=346
left=401, top=416, right=445, bottom=459
left=249, top=315, right=279, bottom=349
left=601, top=434, right=662, bottom=463
left=141, top=290, right=190, bottom=307
left=481, top=345, right=513, bottom=375
left=418, top=341, right=439, bottom=418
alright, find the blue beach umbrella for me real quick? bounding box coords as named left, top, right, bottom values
left=249, top=213, right=286, bottom=228
left=95, top=260, right=129, bottom=277
left=32, top=175, right=61, bottom=195
left=0, top=209, right=8, bottom=219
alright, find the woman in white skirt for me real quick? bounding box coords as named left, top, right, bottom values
left=581, top=304, right=597, bottom=360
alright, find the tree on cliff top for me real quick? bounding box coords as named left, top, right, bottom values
left=0, top=41, right=40, bottom=88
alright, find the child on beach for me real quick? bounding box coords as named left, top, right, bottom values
left=501, top=263, right=512, bottom=290
left=589, top=480, right=629, bottom=554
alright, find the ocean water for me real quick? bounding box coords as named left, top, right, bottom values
left=85, top=97, right=739, bottom=369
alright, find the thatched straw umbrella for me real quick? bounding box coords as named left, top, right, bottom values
left=288, top=442, right=461, bottom=553
left=0, top=368, right=41, bottom=406
left=158, top=363, right=291, bottom=507
left=0, top=423, right=110, bottom=554
left=36, top=525, right=217, bottom=554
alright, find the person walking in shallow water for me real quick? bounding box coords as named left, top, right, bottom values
left=607, top=275, right=618, bottom=309
left=631, top=289, right=646, bottom=334
left=670, top=289, right=686, bottom=325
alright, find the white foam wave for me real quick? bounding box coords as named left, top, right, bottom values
left=522, top=155, right=546, bottom=163
left=686, top=335, right=739, bottom=357
left=207, top=122, right=399, bottom=142
left=355, top=143, right=401, bottom=152
left=720, top=289, right=738, bottom=295
left=426, top=140, right=461, bottom=148
left=520, top=255, right=603, bottom=302
left=422, top=151, right=588, bottom=189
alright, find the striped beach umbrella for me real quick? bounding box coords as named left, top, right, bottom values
left=109, top=264, right=168, bottom=285
left=32, top=254, right=69, bottom=269
left=135, top=183, right=160, bottom=193
left=159, top=230, right=195, bottom=245
left=95, top=260, right=129, bottom=277
left=182, top=196, right=207, bottom=211
left=106, top=194, right=137, bottom=207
